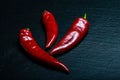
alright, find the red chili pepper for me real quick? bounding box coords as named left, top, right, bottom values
left=19, top=28, right=69, bottom=73
left=42, top=10, right=58, bottom=48
left=50, top=14, right=89, bottom=55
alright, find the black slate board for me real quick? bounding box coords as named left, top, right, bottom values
left=1, top=0, right=120, bottom=80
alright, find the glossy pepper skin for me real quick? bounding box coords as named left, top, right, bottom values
left=42, top=10, right=58, bottom=48
left=50, top=14, right=89, bottom=55
left=19, top=28, right=69, bottom=73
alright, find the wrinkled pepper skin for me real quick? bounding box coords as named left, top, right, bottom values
left=42, top=10, right=58, bottom=48
left=50, top=17, right=89, bottom=55
left=19, top=28, right=69, bottom=73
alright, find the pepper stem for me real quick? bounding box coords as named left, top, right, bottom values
left=44, top=10, right=48, bottom=12
left=84, top=13, right=87, bottom=19
left=27, top=28, right=30, bottom=30
left=42, top=10, right=48, bottom=15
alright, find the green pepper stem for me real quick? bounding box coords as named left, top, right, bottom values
left=27, top=28, right=30, bottom=30
left=84, top=13, right=87, bottom=19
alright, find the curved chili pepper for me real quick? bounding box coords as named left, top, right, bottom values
left=42, top=10, right=58, bottom=48
left=50, top=14, right=89, bottom=55
left=19, top=28, right=69, bottom=73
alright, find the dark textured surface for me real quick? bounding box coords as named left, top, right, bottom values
left=1, top=0, right=120, bottom=80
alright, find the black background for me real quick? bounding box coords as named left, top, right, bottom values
left=1, top=0, right=120, bottom=80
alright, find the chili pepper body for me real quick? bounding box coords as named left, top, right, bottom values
left=50, top=17, right=89, bottom=55
left=42, top=10, right=58, bottom=48
left=19, top=28, right=69, bottom=73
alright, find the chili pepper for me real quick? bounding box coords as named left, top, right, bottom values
left=19, top=28, right=69, bottom=73
left=50, top=13, right=89, bottom=55
left=42, top=10, right=58, bottom=48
